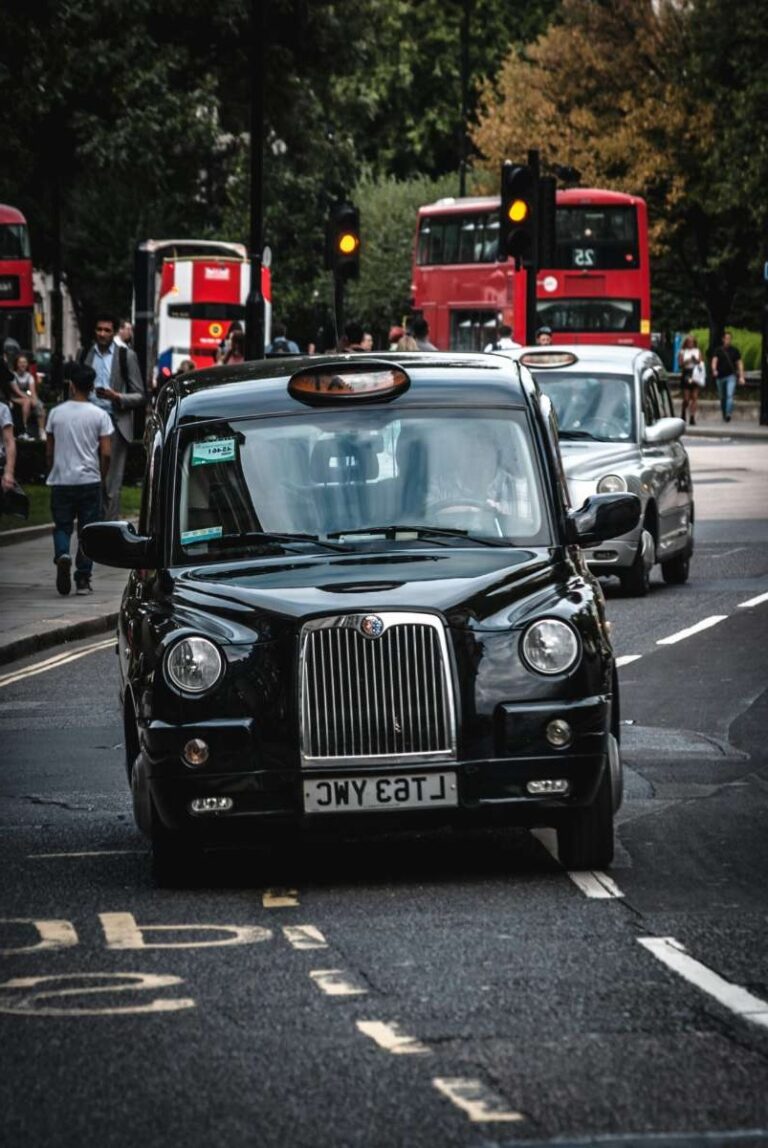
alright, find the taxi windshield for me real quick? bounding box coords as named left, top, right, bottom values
left=173, top=408, right=550, bottom=560
left=535, top=371, right=635, bottom=442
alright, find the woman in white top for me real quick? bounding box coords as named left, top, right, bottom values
left=677, top=334, right=704, bottom=426
left=14, top=354, right=45, bottom=438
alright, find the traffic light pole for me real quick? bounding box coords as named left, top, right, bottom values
left=334, top=275, right=345, bottom=349
left=244, top=0, right=265, bottom=360
left=524, top=149, right=540, bottom=345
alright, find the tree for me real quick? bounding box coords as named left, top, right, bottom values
left=471, top=0, right=768, bottom=341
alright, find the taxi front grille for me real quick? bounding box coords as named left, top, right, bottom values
left=299, top=614, right=456, bottom=764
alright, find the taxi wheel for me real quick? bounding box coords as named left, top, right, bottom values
left=620, top=532, right=653, bottom=597
left=661, top=553, right=690, bottom=585
left=556, top=765, right=614, bottom=870
left=150, top=803, right=203, bottom=888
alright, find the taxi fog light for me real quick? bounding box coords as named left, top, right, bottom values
left=189, top=797, right=233, bottom=814
left=527, top=778, right=570, bottom=795
left=546, top=719, right=573, bottom=748
left=183, top=738, right=209, bottom=767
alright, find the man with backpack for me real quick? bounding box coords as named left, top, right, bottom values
left=82, top=314, right=145, bottom=519
left=266, top=323, right=300, bottom=355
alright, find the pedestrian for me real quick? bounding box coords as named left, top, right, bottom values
left=13, top=353, right=45, bottom=438
left=483, top=323, right=522, bottom=353
left=710, top=330, right=745, bottom=423
left=217, top=321, right=243, bottom=363
left=45, top=362, right=112, bottom=596
left=222, top=330, right=245, bottom=365
left=677, top=334, right=704, bottom=425
left=411, top=317, right=437, bottom=351
left=175, top=359, right=196, bottom=375
left=267, top=323, right=300, bottom=355
left=535, top=326, right=553, bottom=346
left=115, top=318, right=134, bottom=349
left=82, top=314, right=145, bottom=519
left=395, top=334, right=419, bottom=351
left=343, top=321, right=366, bottom=352
left=388, top=325, right=404, bottom=350
left=360, top=330, right=374, bottom=351
left=0, top=395, right=17, bottom=500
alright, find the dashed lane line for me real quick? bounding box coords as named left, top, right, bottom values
left=29, top=850, right=144, bottom=859
left=656, top=615, right=728, bottom=646
left=309, top=970, right=368, bottom=997
left=0, top=637, right=115, bottom=689
left=616, top=654, right=642, bottom=667
left=282, top=925, right=328, bottom=950
left=738, top=590, right=768, bottom=609
left=531, top=829, right=624, bottom=899
left=639, top=936, right=768, bottom=1031
left=356, top=1020, right=432, bottom=1055
left=432, top=1077, right=524, bottom=1124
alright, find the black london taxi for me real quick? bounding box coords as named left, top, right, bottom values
left=82, top=353, right=640, bottom=884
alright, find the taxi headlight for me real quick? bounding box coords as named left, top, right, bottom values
left=165, top=637, right=223, bottom=694
left=521, top=619, right=580, bottom=676
left=597, top=474, right=627, bottom=494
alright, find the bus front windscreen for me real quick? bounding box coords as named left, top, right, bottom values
left=552, top=205, right=639, bottom=270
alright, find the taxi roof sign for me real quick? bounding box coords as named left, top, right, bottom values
left=519, top=351, right=578, bottom=369
left=288, top=360, right=410, bottom=404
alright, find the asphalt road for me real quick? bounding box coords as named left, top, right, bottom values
left=1, top=439, right=767, bottom=1148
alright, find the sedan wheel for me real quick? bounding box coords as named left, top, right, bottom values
left=661, top=552, right=690, bottom=585
left=620, top=529, right=654, bottom=597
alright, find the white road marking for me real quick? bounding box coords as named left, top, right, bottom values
left=0, top=972, right=195, bottom=1016
left=29, top=850, right=144, bottom=859
left=639, top=936, right=768, bottom=1030
left=616, top=654, right=642, bottom=667
left=282, top=924, right=327, bottom=950
left=309, top=969, right=368, bottom=996
left=0, top=918, right=79, bottom=955
left=432, top=1077, right=524, bottom=1123
left=656, top=615, right=728, bottom=645
left=0, top=637, right=115, bottom=689
left=356, top=1020, right=431, bottom=1055
left=531, top=830, right=625, bottom=898
left=100, top=912, right=271, bottom=950
left=262, top=888, right=299, bottom=908
left=738, top=590, right=768, bottom=609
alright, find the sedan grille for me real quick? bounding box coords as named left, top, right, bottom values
left=299, top=613, right=456, bottom=765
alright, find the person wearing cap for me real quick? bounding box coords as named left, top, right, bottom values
left=388, top=325, right=405, bottom=350
left=535, top=326, right=553, bottom=345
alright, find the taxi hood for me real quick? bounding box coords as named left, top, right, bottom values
left=168, top=547, right=569, bottom=639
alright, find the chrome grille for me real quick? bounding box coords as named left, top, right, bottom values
left=299, top=613, right=456, bottom=765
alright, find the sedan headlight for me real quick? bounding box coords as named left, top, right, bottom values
left=597, top=474, right=627, bottom=494
left=165, top=636, right=223, bottom=693
left=521, top=619, right=580, bottom=676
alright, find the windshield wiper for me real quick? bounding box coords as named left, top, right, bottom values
left=558, top=429, right=600, bottom=440
left=326, top=524, right=509, bottom=547
left=213, top=531, right=352, bottom=553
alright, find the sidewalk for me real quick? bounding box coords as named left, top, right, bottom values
left=0, top=531, right=128, bottom=665
left=1, top=413, right=766, bottom=666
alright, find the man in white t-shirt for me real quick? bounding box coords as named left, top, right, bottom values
left=45, top=363, right=113, bottom=596
left=0, top=399, right=17, bottom=499
left=483, top=323, right=522, bottom=353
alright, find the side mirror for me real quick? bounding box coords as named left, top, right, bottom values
left=644, top=417, right=685, bottom=445
left=80, top=521, right=156, bottom=569
left=568, top=493, right=641, bottom=548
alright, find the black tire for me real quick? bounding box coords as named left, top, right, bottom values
left=556, top=764, right=615, bottom=870
left=150, top=802, right=202, bottom=888
left=661, top=552, right=690, bottom=585
left=620, top=536, right=651, bottom=597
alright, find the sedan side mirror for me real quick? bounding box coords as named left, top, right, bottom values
left=568, top=493, right=641, bottom=548
left=644, top=417, right=686, bottom=445
left=80, top=521, right=156, bottom=569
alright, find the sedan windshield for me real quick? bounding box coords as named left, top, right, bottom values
left=535, top=371, right=635, bottom=442
left=174, top=408, right=550, bottom=561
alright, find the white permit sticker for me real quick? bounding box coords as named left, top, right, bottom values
left=181, top=526, right=223, bottom=545
left=191, top=438, right=236, bottom=466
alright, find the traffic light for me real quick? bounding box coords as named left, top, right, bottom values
left=499, top=162, right=535, bottom=265
left=538, top=175, right=557, bottom=269
left=326, top=202, right=361, bottom=280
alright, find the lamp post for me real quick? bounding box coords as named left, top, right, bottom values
left=244, top=0, right=265, bottom=360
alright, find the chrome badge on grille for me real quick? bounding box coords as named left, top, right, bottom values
left=360, top=614, right=384, bottom=638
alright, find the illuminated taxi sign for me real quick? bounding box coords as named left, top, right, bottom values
left=519, top=351, right=578, bottom=369
left=288, top=362, right=410, bottom=404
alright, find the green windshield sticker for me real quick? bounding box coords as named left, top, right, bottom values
left=191, top=438, right=236, bottom=466
left=181, top=526, right=223, bottom=545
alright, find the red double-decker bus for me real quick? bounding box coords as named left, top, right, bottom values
left=0, top=204, right=34, bottom=349
left=411, top=188, right=650, bottom=350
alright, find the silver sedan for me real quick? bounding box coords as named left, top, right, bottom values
left=515, top=345, right=693, bottom=595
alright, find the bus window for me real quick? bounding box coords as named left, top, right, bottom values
left=449, top=310, right=497, bottom=351
left=536, top=299, right=639, bottom=334
left=553, top=206, right=639, bottom=270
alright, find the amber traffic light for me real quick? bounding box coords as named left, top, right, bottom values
left=326, top=202, right=361, bottom=280
left=500, top=162, right=535, bottom=264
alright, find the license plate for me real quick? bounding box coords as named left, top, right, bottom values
left=303, top=771, right=458, bottom=814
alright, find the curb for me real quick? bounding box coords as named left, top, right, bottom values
left=0, top=523, right=53, bottom=547
left=684, top=426, right=768, bottom=442
left=0, top=612, right=118, bottom=668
